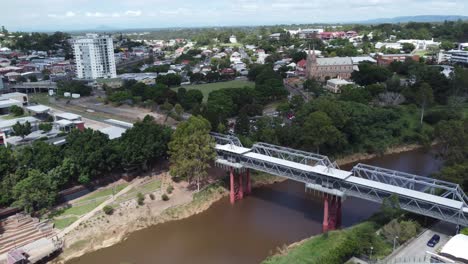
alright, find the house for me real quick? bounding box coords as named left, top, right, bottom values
left=0, top=92, right=28, bottom=106
left=230, top=52, right=242, bottom=63
left=25, top=105, right=51, bottom=120
left=229, top=35, right=237, bottom=44
left=298, top=29, right=323, bottom=39
left=220, top=68, right=235, bottom=75
left=54, top=112, right=84, bottom=132
left=269, top=33, right=281, bottom=41
left=0, top=116, right=40, bottom=135
left=326, top=78, right=355, bottom=93
left=0, top=58, right=11, bottom=67
left=375, top=42, right=402, bottom=50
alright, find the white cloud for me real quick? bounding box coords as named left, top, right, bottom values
left=125, top=10, right=142, bottom=17
left=65, top=11, right=76, bottom=17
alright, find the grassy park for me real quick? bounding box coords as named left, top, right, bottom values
left=172, top=80, right=255, bottom=102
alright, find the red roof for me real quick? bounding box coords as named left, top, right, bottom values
left=297, top=59, right=307, bottom=68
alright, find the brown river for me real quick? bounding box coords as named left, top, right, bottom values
left=68, top=148, right=442, bottom=264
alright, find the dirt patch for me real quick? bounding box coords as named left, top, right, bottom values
left=53, top=172, right=284, bottom=263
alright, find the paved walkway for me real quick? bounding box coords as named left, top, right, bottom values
left=57, top=179, right=142, bottom=238
left=385, top=221, right=455, bottom=263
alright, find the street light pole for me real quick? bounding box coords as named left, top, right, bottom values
left=370, top=246, right=374, bottom=261
left=393, top=236, right=399, bottom=251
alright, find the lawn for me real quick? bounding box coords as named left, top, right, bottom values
left=54, top=216, right=78, bottom=229
left=138, top=179, right=162, bottom=194
left=172, top=80, right=255, bottom=102
left=262, top=222, right=391, bottom=264
left=78, top=183, right=129, bottom=203
left=60, top=200, right=104, bottom=217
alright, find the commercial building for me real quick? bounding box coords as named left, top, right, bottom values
left=449, top=50, right=468, bottom=65
left=72, top=34, right=117, bottom=80
left=376, top=54, right=420, bottom=66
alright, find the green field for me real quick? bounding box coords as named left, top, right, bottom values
left=78, top=183, right=129, bottom=203
left=54, top=216, right=78, bottom=230
left=172, top=80, right=255, bottom=102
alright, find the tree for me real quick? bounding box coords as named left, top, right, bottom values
left=401, top=43, right=415, bottom=53
left=118, top=115, right=171, bottom=171
left=235, top=110, right=250, bottom=136
left=39, top=123, right=53, bottom=132
left=9, top=105, right=24, bottom=116
left=168, top=116, right=216, bottom=191
left=28, top=75, right=38, bottom=82
left=352, top=62, right=392, bottom=86
left=181, top=89, right=203, bottom=110
left=103, top=205, right=114, bottom=215
left=64, top=129, right=118, bottom=184
left=301, top=111, right=344, bottom=153
left=414, top=83, right=434, bottom=124
left=12, top=121, right=31, bottom=139
left=304, top=79, right=324, bottom=98
left=174, top=103, right=184, bottom=117
left=340, top=85, right=372, bottom=104
left=12, top=169, right=57, bottom=212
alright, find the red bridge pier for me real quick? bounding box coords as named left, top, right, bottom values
left=230, top=168, right=251, bottom=204
left=322, top=194, right=342, bottom=232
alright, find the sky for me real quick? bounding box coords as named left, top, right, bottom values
left=2, top=0, right=467, bottom=31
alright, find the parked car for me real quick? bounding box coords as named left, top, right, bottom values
left=427, top=234, right=440, bottom=247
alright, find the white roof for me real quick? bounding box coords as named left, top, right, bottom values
left=55, top=112, right=81, bottom=121
left=105, top=119, right=134, bottom=128
left=55, top=119, right=73, bottom=126
left=26, top=105, right=50, bottom=113
left=440, top=234, right=468, bottom=261
left=99, top=126, right=127, bottom=140
left=215, top=144, right=251, bottom=154
left=0, top=116, right=39, bottom=129
left=243, top=152, right=352, bottom=180
left=0, top=98, right=21, bottom=108
left=327, top=78, right=354, bottom=85
left=346, top=176, right=464, bottom=209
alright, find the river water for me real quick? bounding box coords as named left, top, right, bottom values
left=68, top=148, right=442, bottom=264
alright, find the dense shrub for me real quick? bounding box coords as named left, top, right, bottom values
left=102, top=205, right=114, bottom=215
left=137, top=192, right=145, bottom=205
left=166, top=185, right=174, bottom=194
left=161, top=194, right=169, bottom=201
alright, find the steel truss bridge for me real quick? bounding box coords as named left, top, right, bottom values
left=211, top=133, right=468, bottom=228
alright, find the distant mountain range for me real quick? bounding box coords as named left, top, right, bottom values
left=355, top=15, right=468, bottom=24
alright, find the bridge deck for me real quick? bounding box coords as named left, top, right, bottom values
left=215, top=144, right=251, bottom=154
left=244, top=152, right=352, bottom=180
left=347, top=176, right=463, bottom=209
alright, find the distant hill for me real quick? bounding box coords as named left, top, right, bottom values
left=356, top=15, right=468, bottom=24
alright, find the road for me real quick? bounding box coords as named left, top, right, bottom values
left=387, top=221, right=456, bottom=263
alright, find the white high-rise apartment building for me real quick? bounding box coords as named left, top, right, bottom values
left=72, top=34, right=117, bottom=79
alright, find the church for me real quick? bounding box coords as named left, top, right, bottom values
left=302, top=49, right=354, bottom=81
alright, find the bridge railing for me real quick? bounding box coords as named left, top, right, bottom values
left=352, top=163, right=468, bottom=207
left=250, top=142, right=338, bottom=169
left=210, top=132, right=243, bottom=147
